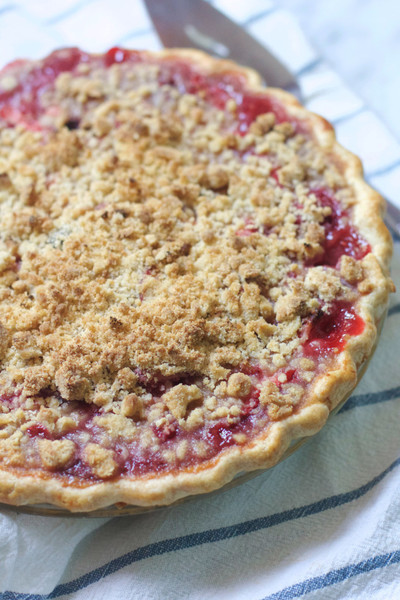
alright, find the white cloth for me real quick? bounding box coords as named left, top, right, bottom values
left=0, top=2, right=399, bottom=599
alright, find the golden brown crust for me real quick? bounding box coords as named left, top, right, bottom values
left=0, top=48, right=393, bottom=510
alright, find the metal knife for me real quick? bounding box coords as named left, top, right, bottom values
left=144, top=0, right=400, bottom=237
left=143, top=0, right=301, bottom=99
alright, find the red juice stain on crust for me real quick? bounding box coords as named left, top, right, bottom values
left=304, top=300, right=365, bottom=358
left=123, top=453, right=170, bottom=477
left=308, top=188, right=370, bottom=268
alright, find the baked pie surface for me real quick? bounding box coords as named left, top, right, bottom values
left=0, top=47, right=393, bottom=510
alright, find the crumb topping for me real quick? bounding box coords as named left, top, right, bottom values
left=0, top=49, right=373, bottom=481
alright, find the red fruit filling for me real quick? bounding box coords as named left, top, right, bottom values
left=0, top=47, right=297, bottom=134
left=270, top=166, right=282, bottom=187
left=206, top=423, right=235, bottom=450
left=304, top=300, right=365, bottom=359
left=64, top=459, right=100, bottom=482
left=307, top=188, right=370, bottom=268
left=271, top=368, right=302, bottom=390
left=0, top=48, right=86, bottom=127
left=103, top=46, right=140, bottom=67
left=153, top=421, right=178, bottom=443
left=26, top=423, right=52, bottom=439
left=236, top=217, right=259, bottom=237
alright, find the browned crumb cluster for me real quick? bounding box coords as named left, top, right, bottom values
left=0, top=56, right=366, bottom=472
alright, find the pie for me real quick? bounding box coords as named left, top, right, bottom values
left=0, top=47, right=394, bottom=511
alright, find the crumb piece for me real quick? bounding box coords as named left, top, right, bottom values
left=358, top=279, right=374, bottom=294
left=247, top=318, right=275, bottom=342
left=176, top=439, right=189, bottom=460
left=55, top=416, right=77, bottom=435
left=211, top=406, right=229, bottom=419
left=184, top=407, right=204, bottom=430
left=232, top=433, right=247, bottom=444
left=268, top=404, right=293, bottom=421
left=94, top=413, right=136, bottom=440
left=205, top=396, right=217, bottom=410
left=305, top=267, right=342, bottom=302
left=121, top=393, right=143, bottom=420
left=226, top=373, right=252, bottom=398
left=116, top=368, right=137, bottom=390
left=163, top=384, right=203, bottom=419
left=340, top=255, right=363, bottom=283
left=37, top=438, right=75, bottom=469
left=83, top=443, right=117, bottom=478
left=298, top=357, right=315, bottom=370
left=193, top=439, right=208, bottom=457
left=274, top=291, right=309, bottom=322
left=202, top=165, right=229, bottom=190
left=55, top=366, right=90, bottom=401
left=0, top=323, right=9, bottom=361
left=249, top=113, right=275, bottom=136
left=259, top=381, right=279, bottom=407
left=23, top=366, right=54, bottom=397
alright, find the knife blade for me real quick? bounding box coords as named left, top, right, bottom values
left=143, top=0, right=301, bottom=99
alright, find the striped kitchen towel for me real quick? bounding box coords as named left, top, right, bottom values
left=0, top=1, right=399, bottom=599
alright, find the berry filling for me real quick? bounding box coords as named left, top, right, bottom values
left=308, top=188, right=370, bottom=267
left=26, top=423, right=52, bottom=439
left=0, top=48, right=86, bottom=127
left=304, top=301, right=365, bottom=358
left=0, top=47, right=297, bottom=134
